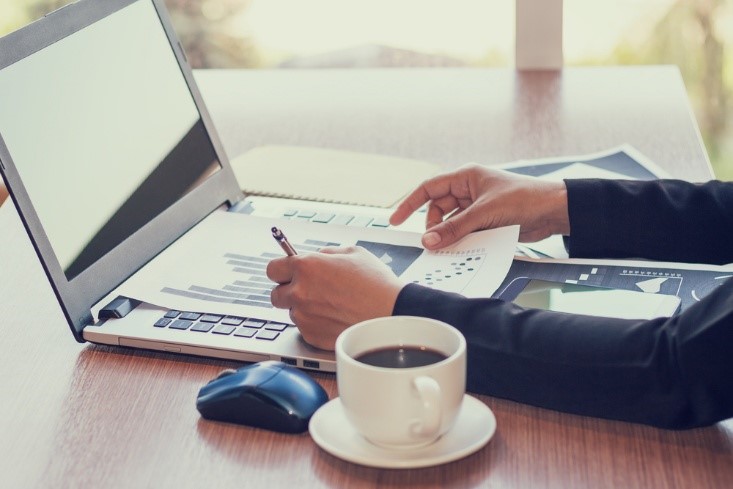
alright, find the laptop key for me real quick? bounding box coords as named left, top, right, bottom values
left=154, top=318, right=172, bottom=328
left=256, top=330, right=280, bottom=341
left=296, top=210, right=316, bottom=219
left=331, top=214, right=354, bottom=226
left=233, top=327, right=258, bottom=338
left=164, top=310, right=181, bottom=319
left=264, top=321, right=289, bottom=332
left=212, top=324, right=236, bottom=335
left=191, top=322, right=215, bottom=333
left=180, top=312, right=202, bottom=321
left=169, top=319, right=193, bottom=330
left=241, top=319, right=266, bottom=329
left=312, top=213, right=335, bottom=223
left=282, top=208, right=298, bottom=217
left=348, top=216, right=373, bottom=227
left=200, top=314, right=223, bottom=323
left=221, top=317, right=244, bottom=326
left=369, top=217, right=390, bottom=228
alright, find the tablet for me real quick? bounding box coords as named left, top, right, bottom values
left=500, top=278, right=681, bottom=319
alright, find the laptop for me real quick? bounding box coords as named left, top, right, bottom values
left=0, top=0, right=410, bottom=372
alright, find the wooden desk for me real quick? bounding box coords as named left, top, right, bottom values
left=1, top=67, right=730, bottom=489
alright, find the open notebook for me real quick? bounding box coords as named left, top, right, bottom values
left=230, top=145, right=442, bottom=208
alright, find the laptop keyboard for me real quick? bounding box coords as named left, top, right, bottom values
left=280, top=208, right=391, bottom=228
left=153, top=310, right=291, bottom=342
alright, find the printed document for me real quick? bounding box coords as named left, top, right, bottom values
left=118, top=212, right=519, bottom=323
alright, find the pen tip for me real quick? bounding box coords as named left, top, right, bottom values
left=271, top=226, right=278, bottom=233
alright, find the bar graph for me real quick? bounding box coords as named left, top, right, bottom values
left=494, top=260, right=732, bottom=311
left=159, top=238, right=341, bottom=309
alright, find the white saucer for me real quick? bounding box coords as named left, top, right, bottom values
left=309, top=395, right=496, bottom=469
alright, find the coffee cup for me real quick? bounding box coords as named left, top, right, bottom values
left=335, top=316, right=467, bottom=449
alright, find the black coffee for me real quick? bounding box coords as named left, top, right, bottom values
left=355, top=346, right=448, bottom=369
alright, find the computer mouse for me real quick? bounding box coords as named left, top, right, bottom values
left=196, top=360, right=329, bottom=433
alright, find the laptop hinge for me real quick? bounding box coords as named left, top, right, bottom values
left=228, top=199, right=255, bottom=215
left=98, top=296, right=141, bottom=319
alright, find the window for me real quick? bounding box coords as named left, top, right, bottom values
left=564, top=0, right=732, bottom=180
left=166, top=0, right=516, bottom=69
left=1, top=0, right=731, bottom=179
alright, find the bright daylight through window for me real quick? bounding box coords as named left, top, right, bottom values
left=1, top=0, right=731, bottom=178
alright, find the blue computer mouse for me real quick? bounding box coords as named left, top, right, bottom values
left=196, top=361, right=329, bottom=433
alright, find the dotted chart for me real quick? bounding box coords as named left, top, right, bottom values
left=404, top=252, right=488, bottom=295
left=416, top=256, right=482, bottom=286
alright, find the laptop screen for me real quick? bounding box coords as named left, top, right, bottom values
left=0, top=0, right=221, bottom=280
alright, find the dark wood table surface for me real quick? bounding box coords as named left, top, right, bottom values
left=1, top=67, right=730, bottom=489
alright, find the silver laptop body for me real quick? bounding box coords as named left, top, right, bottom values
left=0, top=0, right=405, bottom=372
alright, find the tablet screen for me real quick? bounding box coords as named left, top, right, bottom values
left=513, top=279, right=680, bottom=319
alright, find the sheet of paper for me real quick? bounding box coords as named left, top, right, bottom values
left=117, top=211, right=519, bottom=322
left=231, top=145, right=441, bottom=208
left=537, top=162, right=632, bottom=181
left=515, top=163, right=632, bottom=259
left=494, top=145, right=670, bottom=260
left=495, top=144, right=671, bottom=179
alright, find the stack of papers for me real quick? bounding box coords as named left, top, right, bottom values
left=496, top=145, right=670, bottom=259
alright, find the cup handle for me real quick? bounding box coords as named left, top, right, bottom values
left=409, top=376, right=441, bottom=439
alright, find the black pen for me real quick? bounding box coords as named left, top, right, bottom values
left=271, top=226, right=298, bottom=256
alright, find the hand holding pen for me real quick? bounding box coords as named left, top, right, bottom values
left=271, top=227, right=298, bottom=256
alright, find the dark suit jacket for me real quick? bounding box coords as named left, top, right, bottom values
left=392, top=179, right=733, bottom=429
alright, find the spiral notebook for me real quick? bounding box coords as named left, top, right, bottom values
left=230, top=145, right=442, bottom=208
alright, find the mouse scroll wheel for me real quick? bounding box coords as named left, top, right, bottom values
left=214, top=369, right=237, bottom=380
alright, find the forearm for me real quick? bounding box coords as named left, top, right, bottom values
left=393, top=282, right=733, bottom=429
left=565, top=179, right=733, bottom=264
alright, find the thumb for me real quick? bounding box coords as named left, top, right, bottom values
left=318, top=245, right=355, bottom=255
left=421, top=211, right=482, bottom=250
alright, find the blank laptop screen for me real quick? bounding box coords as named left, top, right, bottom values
left=0, top=0, right=221, bottom=280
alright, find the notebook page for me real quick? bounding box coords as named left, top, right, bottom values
left=231, top=145, right=441, bottom=208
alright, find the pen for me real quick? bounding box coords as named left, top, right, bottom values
left=271, top=226, right=298, bottom=256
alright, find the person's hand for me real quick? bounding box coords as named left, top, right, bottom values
left=390, top=164, right=570, bottom=250
left=266, top=246, right=405, bottom=350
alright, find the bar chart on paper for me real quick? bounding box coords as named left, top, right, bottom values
left=117, top=212, right=519, bottom=320
left=160, top=239, right=340, bottom=309
left=160, top=238, right=496, bottom=312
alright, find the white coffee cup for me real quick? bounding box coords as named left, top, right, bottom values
left=335, top=316, right=467, bottom=449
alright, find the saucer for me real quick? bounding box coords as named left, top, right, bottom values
left=308, top=395, right=496, bottom=469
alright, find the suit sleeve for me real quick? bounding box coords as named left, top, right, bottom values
left=564, top=179, right=733, bottom=265
left=393, top=280, right=733, bottom=429
left=391, top=179, right=733, bottom=428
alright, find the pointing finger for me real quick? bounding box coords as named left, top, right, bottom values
left=390, top=173, right=456, bottom=225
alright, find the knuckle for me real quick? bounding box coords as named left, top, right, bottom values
left=442, top=219, right=460, bottom=238
left=289, top=308, right=307, bottom=327
left=290, top=283, right=309, bottom=304
left=269, top=287, right=280, bottom=307
left=265, top=260, right=277, bottom=280
left=288, top=308, right=299, bottom=325
left=290, top=255, right=309, bottom=273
